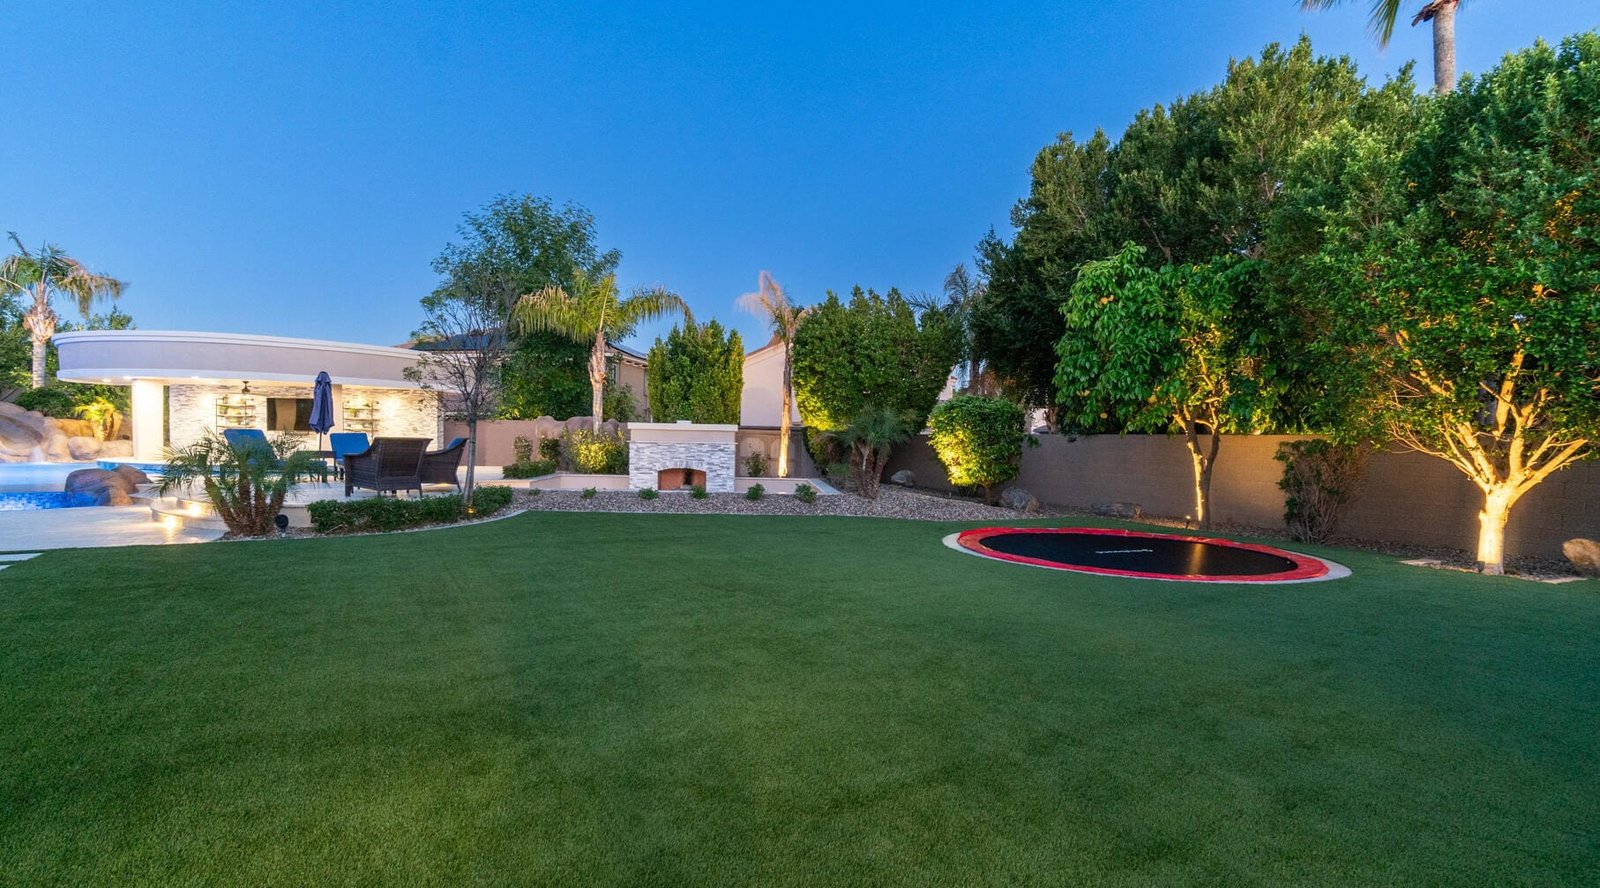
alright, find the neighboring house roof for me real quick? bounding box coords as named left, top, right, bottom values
left=745, top=334, right=785, bottom=359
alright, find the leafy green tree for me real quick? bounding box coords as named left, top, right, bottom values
left=973, top=39, right=1382, bottom=422
left=792, top=287, right=958, bottom=447
left=1057, top=244, right=1264, bottom=528
left=497, top=332, right=592, bottom=419
left=1298, top=34, right=1600, bottom=574
left=927, top=396, right=1029, bottom=503
left=646, top=319, right=744, bottom=424
left=737, top=272, right=807, bottom=476
left=0, top=233, right=125, bottom=389
left=1300, top=0, right=1463, bottom=93
left=427, top=194, right=621, bottom=419
left=970, top=129, right=1115, bottom=411
left=511, top=267, right=688, bottom=432
left=429, top=193, right=619, bottom=313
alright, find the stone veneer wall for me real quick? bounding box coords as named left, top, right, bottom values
left=167, top=384, right=441, bottom=451
left=629, top=441, right=736, bottom=492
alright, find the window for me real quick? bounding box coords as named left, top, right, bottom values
left=266, top=398, right=314, bottom=432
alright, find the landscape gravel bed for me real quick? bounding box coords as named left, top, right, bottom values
left=511, top=485, right=1061, bottom=522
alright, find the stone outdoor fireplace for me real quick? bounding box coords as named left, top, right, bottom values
left=628, top=422, right=737, bottom=493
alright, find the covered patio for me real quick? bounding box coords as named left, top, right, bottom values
left=54, top=330, right=443, bottom=462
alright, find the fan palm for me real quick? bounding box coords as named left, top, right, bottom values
left=1300, top=0, right=1464, bottom=94
left=825, top=406, right=919, bottom=500
left=511, top=268, right=688, bottom=432
left=737, top=271, right=808, bottom=477
left=158, top=431, right=325, bottom=536
left=0, top=233, right=125, bottom=389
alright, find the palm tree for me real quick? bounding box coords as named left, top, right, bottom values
left=0, top=233, right=125, bottom=389
left=942, top=263, right=987, bottom=393
left=1300, top=0, right=1464, bottom=94
left=511, top=268, right=688, bottom=432
left=825, top=406, right=918, bottom=500
left=737, top=271, right=807, bottom=477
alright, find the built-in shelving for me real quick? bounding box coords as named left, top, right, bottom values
left=342, top=401, right=379, bottom=434
left=214, top=395, right=257, bottom=430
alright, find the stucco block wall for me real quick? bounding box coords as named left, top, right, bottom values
left=885, top=433, right=1600, bottom=560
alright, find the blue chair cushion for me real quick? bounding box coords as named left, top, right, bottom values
left=329, top=432, right=371, bottom=463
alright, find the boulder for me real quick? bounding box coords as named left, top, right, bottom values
left=889, top=469, right=916, bottom=487
left=43, top=431, right=73, bottom=462
left=99, top=439, right=134, bottom=457
left=55, top=417, right=99, bottom=439
left=1562, top=538, right=1600, bottom=577
left=1000, top=487, right=1040, bottom=514
left=64, top=468, right=139, bottom=507
left=1092, top=502, right=1144, bottom=520
left=113, top=465, right=152, bottom=487
left=0, top=402, right=48, bottom=459
left=67, top=436, right=103, bottom=460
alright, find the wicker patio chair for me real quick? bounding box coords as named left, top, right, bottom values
left=420, top=438, right=467, bottom=491
left=343, top=437, right=431, bottom=498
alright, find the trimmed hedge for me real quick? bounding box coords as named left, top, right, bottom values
left=308, top=486, right=514, bottom=534
left=502, top=458, right=557, bottom=479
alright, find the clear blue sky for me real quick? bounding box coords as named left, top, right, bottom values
left=5, top=1, right=1595, bottom=351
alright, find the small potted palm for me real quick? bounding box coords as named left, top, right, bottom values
left=158, top=431, right=325, bottom=536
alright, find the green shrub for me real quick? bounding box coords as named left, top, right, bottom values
left=466, top=486, right=514, bottom=516
left=12, top=386, right=78, bottom=418
left=824, top=462, right=852, bottom=489
left=501, top=458, right=557, bottom=479
left=538, top=438, right=561, bottom=462
left=581, top=486, right=598, bottom=499
left=691, top=484, right=708, bottom=500
left=638, top=487, right=659, bottom=500
left=745, top=483, right=764, bottom=501
left=1275, top=439, right=1369, bottom=543
left=794, top=483, right=817, bottom=503
left=560, top=429, right=628, bottom=474
left=512, top=435, right=534, bottom=463
left=927, top=395, right=1031, bottom=504
left=308, top=488, right=514, bottom=534
left=743, top=452, right=768, bottom=477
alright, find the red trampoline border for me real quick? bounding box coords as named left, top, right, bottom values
left=954, top=526, right=1332, bottom=583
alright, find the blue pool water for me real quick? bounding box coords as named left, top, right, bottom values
left=0, top=463, right=98, bottom=510
left=0, top=491, right=98, bottom=511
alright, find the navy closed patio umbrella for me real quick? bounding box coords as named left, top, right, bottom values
left=308, top=371, right=335, bottom=451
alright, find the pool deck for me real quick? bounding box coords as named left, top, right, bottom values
left=0, top=506, right=223, bottom=552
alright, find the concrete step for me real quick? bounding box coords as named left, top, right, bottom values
left=149, top=497, right=227, bottom=531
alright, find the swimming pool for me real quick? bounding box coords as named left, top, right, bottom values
left=0, top=463, right=96, bottom=510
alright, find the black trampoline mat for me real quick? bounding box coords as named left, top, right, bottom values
left=977, top=531, right=1299, bottom=577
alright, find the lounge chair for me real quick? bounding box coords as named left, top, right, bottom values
left=222, top=428, right=280, bottom=468
left=421, top=438, right=467, bottom=491
left=343, top=437, right=431, bottom=498
left=328, top=432, right=371, bottom=477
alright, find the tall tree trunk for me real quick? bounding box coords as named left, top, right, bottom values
left=1431, top=1, right=1457, bottom=94
left=1182, top=416, right=1221, bottom=529
left=464, top=419, right=478, bottom=512
left=589, top=332, right=607, bottom=433
left=1475, top=485, right=1517, bottom=576
left=29, top=335, right=47, bottom=390
left=777, top=346, right=793, bottom=478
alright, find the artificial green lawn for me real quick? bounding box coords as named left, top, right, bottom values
left=2, top=512, right=1597, bottom=885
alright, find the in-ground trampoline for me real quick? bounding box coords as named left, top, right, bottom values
left=947, top=526, right=1347, bottom=583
